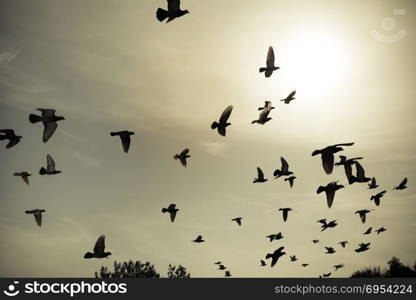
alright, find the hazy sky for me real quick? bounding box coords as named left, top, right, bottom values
left=0, top=0, right=415, bottom=278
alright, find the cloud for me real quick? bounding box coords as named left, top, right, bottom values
left=0, top=51, right=18, bottom=63
left=201, top=142, right=227, bottom=157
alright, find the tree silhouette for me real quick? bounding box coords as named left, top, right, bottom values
left=95, top=260, right=190, bottom=278
left=351, top=257, right=416, bottom=278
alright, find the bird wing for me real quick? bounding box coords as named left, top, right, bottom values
left=399, top=177, right=408, bottom=188
left=37, top=108, right=56, bottom=117
left=121, top=135, right=131, bottom=153
left=168, top=204, right=176, bottom=210
left=168, top=0, right=180, bottom=12
left=360, top=213, right=366, bottom=223
left=326, top=189, right=335, bottom=208
left=333, top=142, right=354, bottom=147
left=180, top=148, right=190, bottom=156
left=355, top=162, right=366, bottom=178
left=93, top=235, right=106, bottom=254
left=43, top=121, right=57, bottom=143
left=219, top=105, right=233, bottom=124
left=280, top=157, right=289, bottom=172
left=266, top=46, right=275, bottom=67
left=0, top=129, right=15, bottom=135
left=344, top=164, right=353, bottom=182
left=180, top=157, right=187, bottom=167
left=282, top=210, right=288, bottom=222
left=22, top=175, right=30, bottom=185
left=322, top=152, right=334, bottom=174
left=257, top=167, right=264, bottom=180
left=6, top=138, right=20, bottom=149
left=288, top=90, right=296, bottom=98
left=46, top=154, right=56, bottom=170
left=370, top=177, right=376, bottom=186
left=34, top=212, right=42, bottom=226
left=288, top=177, right=294, bottom=188
left=170, top=210, right=177, bottom=222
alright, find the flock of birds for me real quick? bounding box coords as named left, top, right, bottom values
left=0, top=0, right=411, bottom=278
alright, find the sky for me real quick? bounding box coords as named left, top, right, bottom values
left=0, top=0, right=415, bottom=278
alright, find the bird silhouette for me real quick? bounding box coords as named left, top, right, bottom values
left=259, top=46, right=279, bottom=77
left=232, top=217, right=242, bottom=226
left=156, top=0, right=189, bottom=23
left=29, top=109, right=64, bottom=143
left=320, top=219, right=337, bottom=231
left=325, top=247, right=336, bottom=254
left=174, top=148, right=190, bottom=167
left=162, top=204, right=179, bottom=222
left=317, top=181, right=344, bottom=208
left=334, top=264, right=345, bottom=271
left=312, top=239, right=320, bottom=244
left=312, top=143, right=354, bottom=174
left=253, top=167, right=268, bottom=183
left=280, top=90, right=296, bottom=104
left=260, top=260, right=267, bottom=266
left=214, top=261, right=222, bottom=265
left=284, top=176, right=296, bottom=188
left=224, top=270, right=232, bottom=277
left=302, top=264, right=309, bottom=267
left=266, top=233, right=284, bottom=242
left=110, top=131, right=135, bottom=153
left=355, top=243, right=370, bottom=253
left=363, top=227, right=372, bottom=235
left=192, top=235, right=205, bottom=243
left=368, top=177, right=379, bottom=189
left=375, top=227, right=387, bottom=235
left=273, top=157, right=293, bottom=179
left=14, top=171, right=31, bottom=185
left=334, top=155, right=363, bottom=184
left=265, top=247, right=286, bottom=267
left=25, top=209, right=45, bottom=226
left=290, top=255, right=297, bottom=262
left=355, top=209, right=371, bottom=223
left=393, top=177, right=407, bottom=190
left=322, top=272, right=332, bottom=277
left=39, top=154, right=61, bottom=175
left=350, top=162, right=371, bottom=184
left=211, top=105, right=233, bottom=137
left=370, top=190, right=386, bottom=206
left=258, top=101, right=275, bottom=111
left=251, top=106, right=272, bottom=125
left=339, top=241, right=348, bottom=248
left=84, top=235, right=112, bottom=259
left=0, top=129, right=22, bottom=149
left=218, top=264, right=226, bottom=270
left=279, top=208, right=292, bottom=222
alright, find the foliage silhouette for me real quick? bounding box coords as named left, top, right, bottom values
left=351, top=257, right=416, bottom=278
left=95, top=260, right=190, bottom=278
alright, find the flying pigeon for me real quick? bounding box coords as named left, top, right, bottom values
left=260, top=260, right=267, bottom=266
left=224, top=270, right=232, bottom=277
left=363, top=227, right=372, bottom=235
left=25, top=209, right=45, bottom=226
left=334, top=264, right=345, bottom=271
left=375, top=227, right=387, bottom=235
left=322, top=272, right=332, bottom=277
left=320, top=220, right=337, bottom=231
left=39, top=154, right=61, bottom=175
left=174, top=148, right=190, bottom=167
left=253, top=167, right=268, bottom=183
left=325, top=247, right=336, bottom=254
left=312, top=143, right=355, bottom=174
left=335, top=155, right=363, bottom=184
left=211, top=105, right=233, bottom=137
left=0, top=129, right=22, bottom=149
left=370, top=191, right=386, bottom=206
left=339, top=241, right=348, bottom=248
left=393, top=177, right=407, bottom=190
left=355, top=243, right=370, bottom=253
left=192, top=235, right=205, bottom=243
left=280, top=90, right=296, bottom=104
left=162, top=204, right=179, bottom=222
left=312, top=240, right=320, bottom=244
left=290, top=255, right=297, bottom=262
left=232, top=217, right=242, bottom=226
left=110, top=131, right=135, bottom=153
left=14, top=171, right=31, bottom=185
left=156, top=0, right=189, bottom=23
left=317, top=181, right=344, bottom=208
left=279, top=208, right=292, bottom=222
left=251, top=106, right=272, bottom=125
left=218, top=264, right=226, bottom=270
left=29, top=109, right=64, bottom=143
left=259, top=46, right=280, bottom=78
left=349, top=161, right=371, bottom=184
left=368, top=177, right=378, bottom=189
left=265, top=247, right=286, bottom=267
left=84, top=235, right=112, bottom=259
left=355, top=209, right=371, bottom=223
left=273, top=157, right=293, bottom=179
left=302, top=264, right=309, bottom=267
left=266, top=233, right=284, bottom=242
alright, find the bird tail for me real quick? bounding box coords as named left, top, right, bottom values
left=156, top=8, right=169, bottom=22
left=211, top=121, right=219, bottom=129
left=83, top=252, right=94, bottom=259
left=29, top=114, right=42, bottom=124
left=251, top=120, right=258, bottom=124
left=39, top=167, right=47, bottom=175
left=173, top=154, right=180, bottom=160
left=259, top=67, right=267, bottom=73
left=161, top=208, right=168, bottom=213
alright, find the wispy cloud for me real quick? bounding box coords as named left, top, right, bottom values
left=201, top=142, right=227, bottom=157
left=0, top=51, right=18, bottom=63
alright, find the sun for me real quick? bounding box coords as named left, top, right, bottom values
left=279, top=30, right=351, bottom=97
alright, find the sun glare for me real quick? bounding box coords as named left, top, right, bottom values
left=280, top=30, right=350, bottom=97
